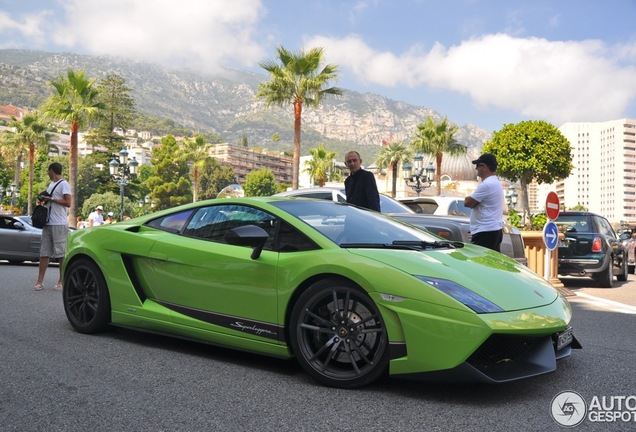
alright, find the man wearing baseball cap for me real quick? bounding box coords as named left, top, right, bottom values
left=88, top=205, right=104, bottom=227
left=464, top=153, right=504, bottom=252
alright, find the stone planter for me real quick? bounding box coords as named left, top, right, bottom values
left=520, top=231, right=564, bottom=289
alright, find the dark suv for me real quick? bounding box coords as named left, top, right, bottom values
left=555, top=211, right=627, bottom=287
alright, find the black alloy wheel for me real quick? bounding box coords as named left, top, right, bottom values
left=290, top=278, right=389, bottom=388
left=63, top=258, right=111, bottom=333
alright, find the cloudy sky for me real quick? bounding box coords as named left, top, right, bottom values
left=1, top=0, right=635, bottom=132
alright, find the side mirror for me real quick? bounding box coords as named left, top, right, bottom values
left=224, top=224, right=270, bottom=259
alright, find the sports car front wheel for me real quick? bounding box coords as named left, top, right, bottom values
left=63, top=258, right=111, bottom=334
left=290, top=278, right=389, bottom=388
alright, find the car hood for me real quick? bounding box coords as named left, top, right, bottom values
left=347, top=245, right=558, bottom=311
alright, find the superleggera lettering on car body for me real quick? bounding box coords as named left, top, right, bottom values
left=231, top=321, right=277, bottom=336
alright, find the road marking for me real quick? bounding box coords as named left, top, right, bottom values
left=570, top=292, right=636, bottom=315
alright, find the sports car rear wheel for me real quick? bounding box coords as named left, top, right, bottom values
left=63, top=258, right=111, bottom=334
left=290, top=278, right=388, bottom=388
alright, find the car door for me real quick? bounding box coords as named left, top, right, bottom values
left=145, top=204, right=282, bottom=341
left=0, top=216, right=35, bottom=259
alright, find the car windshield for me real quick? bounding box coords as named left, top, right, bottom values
left=272, top=200, right=445, bottom=247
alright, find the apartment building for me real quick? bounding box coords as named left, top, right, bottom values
left=556, top=118, right=636, bottom=223
left=208, top=143, right=293, bottom=185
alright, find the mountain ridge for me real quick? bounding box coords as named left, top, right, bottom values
left=0, top=49, right=490, bottom=159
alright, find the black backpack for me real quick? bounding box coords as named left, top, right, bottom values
left=32, top=180, right=62, bottom=229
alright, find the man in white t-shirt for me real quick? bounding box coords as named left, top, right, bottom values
left=88, top=205, right=104, bottom=227
left=464, top=153, right=504, bottom=252
left=34, top=162, right=71, bottom=291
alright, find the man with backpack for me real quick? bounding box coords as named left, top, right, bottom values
left=33, top=162, right=71, bottom=291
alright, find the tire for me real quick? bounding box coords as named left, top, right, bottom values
left=617, top=256, right=628, bottom=282
left=594, top=262, right=614, bottom=288
left=8, top=260, right=25, bottom=265
left=63, top=258, right=111, bottom=334
left=629, top=265, right=635, bottom=275
left=289, top=278, right=389, bottom=388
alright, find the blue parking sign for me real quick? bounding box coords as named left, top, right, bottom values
left=543, top=221, right=559, bottom=250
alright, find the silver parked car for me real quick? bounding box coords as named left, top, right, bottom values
left=275, top=187, right=527, bottom=265
left=0, top=215, right=42, bottom=264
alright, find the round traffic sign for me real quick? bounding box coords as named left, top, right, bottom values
left=545, top=191, right=560, bottom=220
left=543, top=221, right=559, bottom=250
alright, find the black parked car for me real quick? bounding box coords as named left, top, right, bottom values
left=555, top=211, right=627, bottom=287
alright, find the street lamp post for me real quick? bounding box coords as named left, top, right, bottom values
left=505, top=184, right=518, bottom=209
left=138, top=195, right=156, bottom=215
left=403, top=154, right=435, bottom=196
left=0, top=183, right=20, bottom=214
left=109, top=148, right=139, bottom=221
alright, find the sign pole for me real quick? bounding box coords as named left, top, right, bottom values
left=543, top=192, right=561, bottom=282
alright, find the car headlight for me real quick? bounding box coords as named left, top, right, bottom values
left=415, top=276, right=503, bottom=314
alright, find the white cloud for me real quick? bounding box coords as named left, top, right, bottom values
left=307, top=33, right=636, bottom=125
left=50, top=0, right=266, bottom=73
left=0, top=10, right=51, bottom=47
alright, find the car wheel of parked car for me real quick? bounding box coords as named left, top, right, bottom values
left=63, top=258, right=111, bottom=334
left=617, top=256, right=629, bottom=282
left=594, top=262, right=614, bottom=288
left=290, top=278, right=389, bottom=388
left=8, top=260, right=25, bottom=265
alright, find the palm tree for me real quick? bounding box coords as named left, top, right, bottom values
left=375, top=142, right=413, bottom=198
left=304, top=144, right=336, bottom=187
left=411, top=117, right=465, bottom=195
left=39, top=69, right=105, bottom=226
left=176, top=135, right=213, bottom=202
left=257, top=46, right=343, bottom=189
left=8, top=113, right=50, bottom=214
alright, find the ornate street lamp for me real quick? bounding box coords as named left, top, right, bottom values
left=109, top=147, right=139, bottom=221
left=505, top=184, right=518, bottom=209
left=403, top=154, right=435, bottom=196
left=138, top=195, right=156, bottom=215
left=1, top=183, right=21, bottom=215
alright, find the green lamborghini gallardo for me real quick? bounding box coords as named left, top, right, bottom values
left=62, top=197, right=580, bottom=388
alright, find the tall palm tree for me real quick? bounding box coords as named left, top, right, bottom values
left=176, top=135, right=213, bottom=202
left=39, top=69, right=105, bottom=226
left=304, top=144, right=336, bottom=187
left=375, top=142, right=413, bottom=198
left=411, top=116, right=465, bottom=195
left=257, top=46, right=343, bottom=189
left=8, top=113, right=50, bottom=214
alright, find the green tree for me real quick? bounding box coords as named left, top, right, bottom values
left=197, top=158, right=236, bottom=200
left=176, top=135, right=212, bottom=202
left=304, top=143, right=336, bottom=187
left=145, top=135, right=191, bottom=210
left=375, top=142, right=412, bottom=198
left=243, top=168, right=276, bottom=197
left=483, top=120, right=573, bottom=227
left=7, top=113, right=50, bottom=214
left=411, top=116, right=465, bottom=195
left=89, top=74, right=136, bottom=153
left=257, top=45, right=343, bottom=189
left=39, top=69, right=105, bottom=225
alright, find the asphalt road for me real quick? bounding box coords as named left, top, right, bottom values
left=1, top=262, right=635, bottom=432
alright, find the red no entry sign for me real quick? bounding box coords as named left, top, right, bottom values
left=545, top=191, right=560, bottom=220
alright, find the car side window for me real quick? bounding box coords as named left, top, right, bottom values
left=183, top=204, right=277, bottom=246
left=147, top=210, right=195, bottom=233
left=449, top=200, right=471, bottom=217
left=597, top=217, right=616, bottom=238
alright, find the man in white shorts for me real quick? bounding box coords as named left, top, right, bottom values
left=34, top=162, right=71, bottom=291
